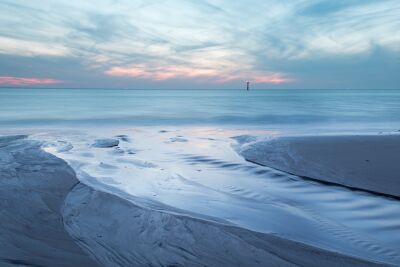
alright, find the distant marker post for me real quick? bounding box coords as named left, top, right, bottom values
left=246, top=81, right=250, bottom=91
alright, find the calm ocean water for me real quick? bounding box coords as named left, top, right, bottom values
left=1, top=89, right=399, bottom=131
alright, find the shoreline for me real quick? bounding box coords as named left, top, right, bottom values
left=63, top=180, right=394, bottom=267
left=0, top=135, right=395, bottom=266
left=246, top=157, right=400, bottom=201
left=1, top=131, right=400, bottom=266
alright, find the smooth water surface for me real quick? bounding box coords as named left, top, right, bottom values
left=1, top=89, right=399, bottom=131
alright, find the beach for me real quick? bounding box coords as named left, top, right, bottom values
left=1, top=89, right=400, bottom=266
left=240, top=134, right=400, bottom=198
left=1, top=0, right=399, bottom=264
left=1, top=127, right=400, bottom=266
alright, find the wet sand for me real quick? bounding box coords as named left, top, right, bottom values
left=0, top=135, right=99, bottom=267
left=1, top=131, right=400, bottom=266
left=240, top=134, right=400, bottom=198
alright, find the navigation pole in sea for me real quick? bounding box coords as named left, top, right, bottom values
left=246, top=81, right=250, bottom=91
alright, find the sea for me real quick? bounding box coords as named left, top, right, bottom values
left=1, top=88, right=399, bottom=132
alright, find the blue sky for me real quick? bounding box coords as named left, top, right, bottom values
left=0, top=0, right=399, bottom=89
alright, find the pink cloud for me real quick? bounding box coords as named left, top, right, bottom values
left=0, top=76, right=62, bottom=86
left=105, top=65, right=290, bottom=84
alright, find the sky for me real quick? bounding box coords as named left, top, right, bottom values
left=0, top=0, right=399, bottom=89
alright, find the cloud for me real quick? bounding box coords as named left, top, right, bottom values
left=0, top=0, right=398, bottom=88
left=298, top=0, right=378, bottom=16
left=0, top=76, right=63, bottom=86
left=105, top=64, right=289, bottom=84
left=0, top=36, right=70, bottom=57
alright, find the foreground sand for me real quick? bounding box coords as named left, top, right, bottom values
left=0, top=135, right=99, bottom=267
left=240, top=134, right=400, bottom=198
left=0, top=133, right=399, bottom=266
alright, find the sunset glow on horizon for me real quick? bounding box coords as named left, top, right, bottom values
left=0, top=0, right=399, bottom=89
left=105, top=65, right=290, bottom=84
left=0, top=76, right=63, bottom=86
